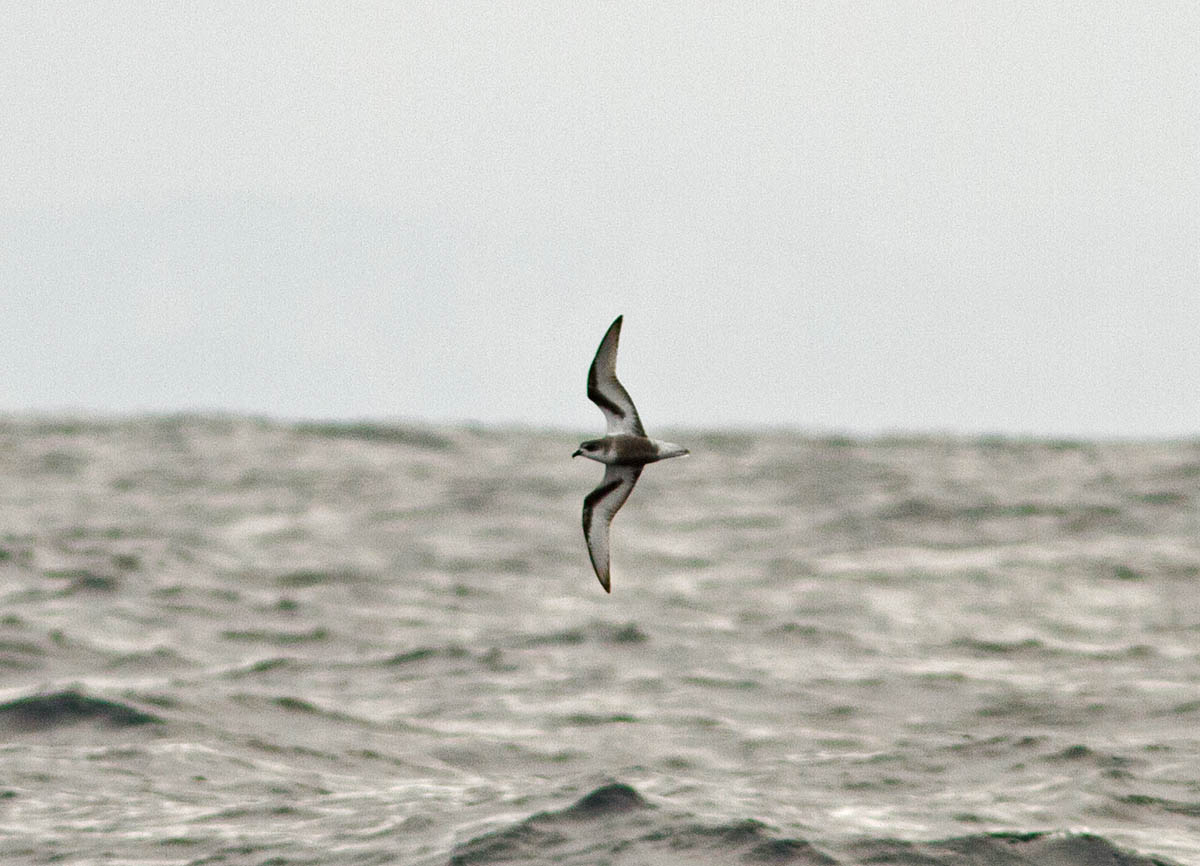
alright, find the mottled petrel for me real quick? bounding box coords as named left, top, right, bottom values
left=573, top=316, right=689, bottom=592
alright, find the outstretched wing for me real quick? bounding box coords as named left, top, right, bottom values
left=587, top=315, right=646, bottom=437
left=581, top=464, right=642, bottom=592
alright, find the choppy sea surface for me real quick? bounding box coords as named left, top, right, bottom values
left=1, top=415, right=1198, bottom=865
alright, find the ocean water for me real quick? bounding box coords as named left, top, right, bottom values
left=1, top=415, right=1197, bottom=865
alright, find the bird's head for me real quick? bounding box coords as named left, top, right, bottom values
left=572, top=439, right=603, bottom=460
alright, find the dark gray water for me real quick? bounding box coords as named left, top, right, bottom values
left=1, top=416, right=1197, bottom=865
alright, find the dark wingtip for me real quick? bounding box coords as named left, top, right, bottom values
left=599, top=573, right=611, bottom=593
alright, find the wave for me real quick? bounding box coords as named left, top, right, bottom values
left=521, top=621, right=650, bottom=647
left=220, top=626, right=330, bottom=645
left=0, top=689, right=164, bottom=731
left=846, top=832, right=1176, bottom=866
left=291, top=420, right=455, bottom=450
left=43, top=568, right=121, bottom=594
left=448, top=782, right=1179, bottom=866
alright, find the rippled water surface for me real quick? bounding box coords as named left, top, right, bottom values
left=1, top=416, right=1198, bottom=864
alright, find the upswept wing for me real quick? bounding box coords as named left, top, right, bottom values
left=587, top=315, right=646, bottom=437
left=581, top=464, right=642, bottom=592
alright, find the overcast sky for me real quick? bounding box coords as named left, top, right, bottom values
left=3, top=3, right=1197, bottom=436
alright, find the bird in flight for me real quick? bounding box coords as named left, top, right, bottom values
left=574, top=316, right=689, bottom=592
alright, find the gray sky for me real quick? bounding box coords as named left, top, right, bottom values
left=4, top=2, right=1198, bottom=436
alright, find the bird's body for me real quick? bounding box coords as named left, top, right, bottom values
left=574, top=316, right=688, bottom=592
left=575, top=433, right=688, bottom=466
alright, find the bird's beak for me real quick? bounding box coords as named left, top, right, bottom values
left=571, top=449, right=582, bottom=458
